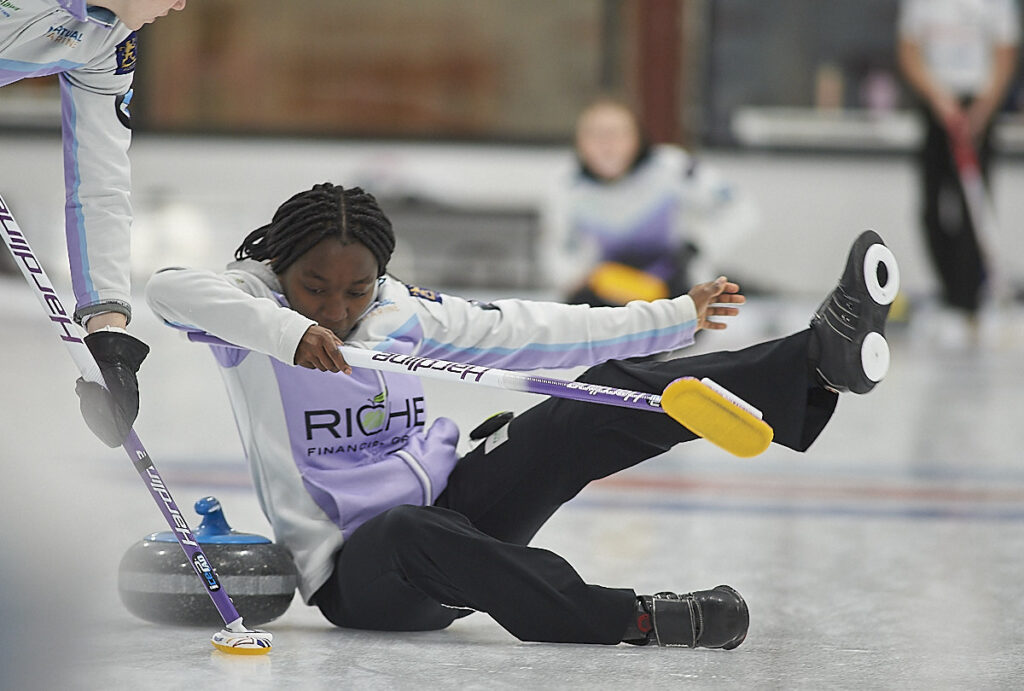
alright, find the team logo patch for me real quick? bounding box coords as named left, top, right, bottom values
left=114, top=32, right=138, bottom=74
left=115, top=89, right=133, bottom=129
left=405, top=284, right=442, bottom=303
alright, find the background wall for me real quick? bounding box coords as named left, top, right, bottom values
left=3, top=0, right=1023, bottom=305
left=8, top=0, right=1022, bottom=145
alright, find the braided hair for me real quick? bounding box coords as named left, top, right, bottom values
left=235, top=182, right=395, bottom=276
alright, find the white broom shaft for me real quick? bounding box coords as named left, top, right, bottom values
left=0, top=195, right=102, bottom=383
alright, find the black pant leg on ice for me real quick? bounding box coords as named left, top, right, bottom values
left=314, top=504, right=635, bottom=643
left=316, top=330, right=836, bottom=643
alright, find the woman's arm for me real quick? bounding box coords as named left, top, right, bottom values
left=145, top=265, right=316, bottom=365
left=359, top=276, right=740, bottom=372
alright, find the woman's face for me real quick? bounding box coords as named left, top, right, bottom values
left=278, top=238, right=379, bottom=339
left=575, top=102, right=641, bottom=181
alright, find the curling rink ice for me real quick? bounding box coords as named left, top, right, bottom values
left=4, top=283, right=1024, bottom=690
left=4, top=136, right=1024, bottom=689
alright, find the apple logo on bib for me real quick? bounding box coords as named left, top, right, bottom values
left=357, top=391, right=388, bottom=435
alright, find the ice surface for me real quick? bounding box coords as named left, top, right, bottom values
left=4, top=280, right=1024, bottom=689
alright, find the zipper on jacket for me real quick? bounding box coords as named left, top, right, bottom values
left=395, top=450, right=433, bottom=505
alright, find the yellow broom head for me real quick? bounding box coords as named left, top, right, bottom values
left=660, top=377, right=773, bottom=458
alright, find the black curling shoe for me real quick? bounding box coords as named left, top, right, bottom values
left=810, top=230, right=900, bottom=394
left=623, top=585, right=749, bottom=649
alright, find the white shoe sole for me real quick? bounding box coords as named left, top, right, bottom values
left=864, top=243, right=900, bottom=306
left=861, top=331, right=890, bottom=383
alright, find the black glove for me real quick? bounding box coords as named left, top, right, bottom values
left=75, top=330, right=150, bottom=448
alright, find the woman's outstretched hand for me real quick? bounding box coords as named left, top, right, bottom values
left=689, top=276, right=745, bottom=331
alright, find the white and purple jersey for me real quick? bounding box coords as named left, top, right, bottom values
left=146, top=260, right=699, bottom=601
left=1, top=0, right=136, bottom=322
left=543, top=145, right=758, bottom=292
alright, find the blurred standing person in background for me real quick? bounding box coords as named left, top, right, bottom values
left=897, top=0, right=1020, bottom=340
left=0, top=0, right=188, bottom=446
left=543, top=97, right=758, bottom=308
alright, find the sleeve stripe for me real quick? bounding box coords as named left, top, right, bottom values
left=0, top=58, right=85, bottom=83
left=375, top=315, right=423, bottom=351
left=60, top=74, right=97, bottom=307
left=416, top=320, right=695, bottom=369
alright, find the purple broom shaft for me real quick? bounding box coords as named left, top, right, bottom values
left=124, top=430, right=242, bottom=624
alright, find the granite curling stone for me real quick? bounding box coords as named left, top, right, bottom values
left=118, top=496, right=297, bottom=626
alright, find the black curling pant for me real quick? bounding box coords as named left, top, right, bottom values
left=314, top=330, right=837, bottom=644
left=919, top=100, right=994, bottom=314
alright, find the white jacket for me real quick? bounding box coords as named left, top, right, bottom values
left=542, top=145, right=758, bottom=293
left=147, top=260, right=699, bottom=601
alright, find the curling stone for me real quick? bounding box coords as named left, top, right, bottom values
left=118, top=496, right=297, bottom=627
